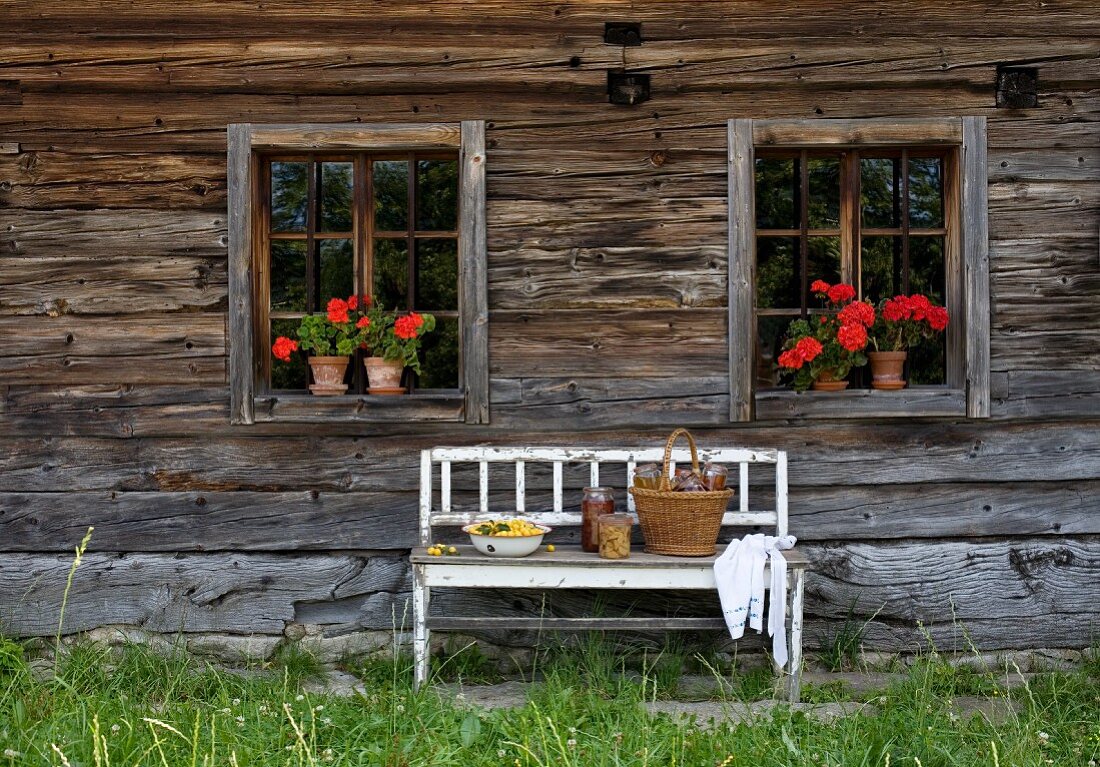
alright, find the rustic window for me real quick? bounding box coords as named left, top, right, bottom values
left=728, top=118, right=990, bottom=421
left=228, top=123, right=488, bottom=425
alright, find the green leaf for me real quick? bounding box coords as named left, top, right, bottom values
left=459, top=712, right=481, bottom=747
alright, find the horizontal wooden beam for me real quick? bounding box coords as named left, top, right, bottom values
left=253, top=393, right=464, bottom=423
left=755, top=388, right=966, bottom=420
left=427, top=616, right=728, bottom=631
left=753, top=118, right=963, bottom=147
left=244, top=123, right=461, bottom=150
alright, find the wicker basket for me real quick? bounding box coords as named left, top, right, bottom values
left=629, top=428, right=734, bottom=556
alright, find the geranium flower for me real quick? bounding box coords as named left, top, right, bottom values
left=777, top=349, right=804, bottom=370
left=909, top=294, right=932, bottom=322
left=794, top=336, right=823, bottom=362
left=837, top=322, right=868, bottom=352
left=356, top=316, right=370, bottom=329
left=326, top=298, right=350, bottom=324
left=827, top=283, right=856, bottom=304
left=394, top=315, right=419, bottom=340
left=810, top=279, right=831, bottom=295
left=882, top=296, right=912, bottom=322
left=838, top=300, right=875, bottom=328
left=271, top=336, right=299, bottom=363
left=347, top=295, right=359, bottom=310
left=928, top=305, right=949, bottom=331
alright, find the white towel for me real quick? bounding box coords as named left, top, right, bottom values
left=714, top=533, right=797, bottom=667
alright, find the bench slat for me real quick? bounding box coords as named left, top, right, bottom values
left=412, top=545, right=809, bottom=568
left=426, top=616, right=729, bottom=631
left=429, top=447, right=779, bottom=464
left=427, top=511, right=780, bottom=528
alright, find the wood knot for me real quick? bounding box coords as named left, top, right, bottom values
left=649, top=151, right=667, bottom=167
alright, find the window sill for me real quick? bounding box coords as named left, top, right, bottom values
left=754, top=387, right=965, bottom=421
left=252, top=391, right=464, bottom=423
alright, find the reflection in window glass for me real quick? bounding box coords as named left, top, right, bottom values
left=373, top=160, right=408, bottom=232
left=271, top=318, right=308, bottom=390
left=417, top=160, right=458, bottom=231
left=908, top=157, right=944, bottom=228
left=860, top=157, right=900, bottom=228
left=271, top=241, right=307, bottom=312
left=271, top=162, right=308, bottom=231
left=754, top=157, right=798, bottom=229
left=807, top=237, right=841, bottom=289
left=319, top=162, right=353, bottom=232
left=807, top=157, right=840, bottom=229
left=908, top=236, right=945, bottom=302
left=755, top=238, right=799, bottom=309
left=909, top=332, right=946, bottom=386
left=419, top=317, right=460, bottom=389
left=373, top=239, right=409, bottom=310
left=416, top=239, right=458, bottom=310
left=756, top=315, right=798, bottom=389
left=319, top=239, right=354, bottom=304
left=860, top=236, right=902, bottom=303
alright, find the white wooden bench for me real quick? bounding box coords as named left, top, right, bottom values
left=411, top=445, right=809, bottom=701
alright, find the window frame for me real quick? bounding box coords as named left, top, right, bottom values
left=728, top=117, right=990, bottom=422
left=228, top=122, right=488, bottom=425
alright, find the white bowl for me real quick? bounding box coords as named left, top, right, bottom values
left=462, top=523, right=551, bottom=558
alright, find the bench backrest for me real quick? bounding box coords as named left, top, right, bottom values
left=419, top=446, right=788, bottom=546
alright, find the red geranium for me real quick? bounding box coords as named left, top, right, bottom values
left=827, top=283, right=856, bottom=304
left=871, top=294, right=949, bottom=352
left=882, top=295, right=912, bottom=322
left=838, top=300, right=875, bottom=328
left=347, top=295, right=359, bottom=310
left=777, top=349, right=804, bottom=370
left=326, top=297, right=350, bottom=325
left=356, top=316, right=370, bottom=329
left=794, top=336, right=823, bottom=362
left=271, top=336, right=299, bottom=363
left=810, top=279, right=831, bottom=295
left=837, top=322, right=868, bottom=352
left=393, top=314, right=420, bottom=340
left=928, top=305, right=949, bottom=331
left=908, top=294, right=932, bottom=322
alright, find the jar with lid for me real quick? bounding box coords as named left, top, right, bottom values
left=633, top=463, right=661, bottom=490
left=598, top=514, right=633, bottom=560
left=702, top=462, right=729, bottom=491
left=581, top=487, right=615, bottom=552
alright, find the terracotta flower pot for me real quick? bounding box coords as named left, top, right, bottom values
left=811, top=369, right=849, bottom=392
left=307, top=356, right=350, bottom=396
left=364, top=356, right=406, bottom=395
left=869, top=351, right=908, bottom=390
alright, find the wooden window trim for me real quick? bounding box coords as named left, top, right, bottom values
left=727, top=117, right=990, bottom=422
left=228, top=122, right=488, bottom=425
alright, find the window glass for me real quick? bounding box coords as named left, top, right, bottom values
left=319, top=162, right=353, bottom=232
left=807, top=157, right=840, bottom=229
left=806, top=237, right=841, bottom=289
left=908, top=236, right=945, bottom=303
left=270, top=318, right=308, bottom=390
left=860, top=235, right=902, bottom=303
left=908, top=157, right=944, bottom=228
left=754, top=157, right=797, bottom=229
left=271, top=241, right=307, bottom=312
left=419, top=317, right=460, bottom=389
left=373, top=160, right=409, bottom=232
left=319, top=239, right=354, bottom=305
left=373, top=239, right=409, bottom=311
left=417, top=160, right=458, bottom=231
left=755, top=237, right=799, bottom=309
left=416, top=239, right=458, bottom=311
left=271, top=162, right=308, bottom=231
left=860, top=157, right=901, bottom=228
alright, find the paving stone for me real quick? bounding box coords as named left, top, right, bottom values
left=644, top=700, right=877, bottom=729
left=950, top=696, right=1022, bottom=726
left=302, top=670, right=367, bottom=698
left=433, top=681, right=532, bottom=710
left=802, top=671, right=907, bottom=695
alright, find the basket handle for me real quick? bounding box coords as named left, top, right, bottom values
left=658, top=428, right=701, bottom=491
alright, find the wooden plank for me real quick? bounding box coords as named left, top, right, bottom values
left=0, top=552, right=411, bottom=636
left=253, top=393, right=464, bottom=423
left=428, top=617, right=728, bottom=631
left=249, top=123, right=461, bottom=150
left=0, top=142, right=19, bottom=154
left=755, top=388, right=966, bottom=420
left=753, top=118, right=962, bottom=147
left=989, top=148, right=1100, bottom=183
left=0, top=315, right=226, bottom=385
left=728, top=119, right=754, bottom=422
left=962, top=116, right=991, bottom=418
left=1, top=208, right=228, bottom=258
left=0, top=255, right=227, bottom=316
left=460, top=120, right=490, bottom=424
left=413, top=545, right=809, bottom=568
left=988, top=180, right=1100, bottom=239
left=226, top=123, right=254, bottom=425
left=991, top=370, right=1100, bottom=419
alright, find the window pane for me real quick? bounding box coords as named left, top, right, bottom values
left=909, top=334, right=946, bottom=385
left=416, top=239, right=458, bottom=310
left=419, top=316, right=459, bottom=389
left=861, top=157, right=901, bottom=228
left=806, top=237, right=841, bottom=292
left=271, top=241, right=307, bottom=312
left=271, top=161, right=308, bottom=232
left=319, top=162, right=353, bottom=232
left=319, top=239, right=354, bottom=306
left=271, top=318, right=308, bottom=390
left=754, top=157, right=798, bottom=229
left=807, top=157, right=840, bottom=229
left=417, top=160, right=458, bottom=231
left=756, top=237, right=799, bottom=309
left=860, top=236, right=903, bottom=303
left=373, top=239, right=409, bottom=310
left=373, top=160, right=409, bottom=232
left=909, top=236, right=945, bottom=303
left=909, top=157, right=944, bottom=228
left=757, top=315, right=798, bottom=389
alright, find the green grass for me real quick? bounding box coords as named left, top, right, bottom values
left=0, top=636, right=1098, bottom=767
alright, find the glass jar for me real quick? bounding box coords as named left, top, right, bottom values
left=581, top=487, right=615, bottom=552
left=702, top=462, right=729, bottom=491
left=633, top=463, right=661, bottom=490
left=598, top=514, right=633, bottom=560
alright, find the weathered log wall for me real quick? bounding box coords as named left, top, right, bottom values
left=1, top=0, right=1098, bottom=653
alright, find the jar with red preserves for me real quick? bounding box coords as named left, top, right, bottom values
left=581, top=486, right=615, bottom=552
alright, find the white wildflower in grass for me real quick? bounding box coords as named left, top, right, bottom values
left=232, top=698, right=241, bottom=706
left=322, top=748, right=335, bottom=763
left=1038, top=731, right=1050, bottom=743
left=314, top=705, right=324, bottom=712
left=568, top=726, right=577, bottom=734
left=235, top=716, right=244, bottom=723
left=295, top=694, right=305, bottom=702
left=566, top=739, right=577, bottom=749
left=259, top=705, right=268, bottom=714
left=395, top=704, right=405, bottom=713
left=220, top=707, right=231, bottom=714
left=497, top=750, right=506, bottom=758
left=110, top=724, right=120, bottom=733
left=322, top=717, right=332, bottom=726
left=3, top=749, right=23, bottom=759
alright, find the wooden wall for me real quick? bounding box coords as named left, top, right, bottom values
left=1, top=0, right=1098, bottom=653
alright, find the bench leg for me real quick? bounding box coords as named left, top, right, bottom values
left=412, top=564, right=430, bottom=690
left=786, top=568, right=805, bottom=703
